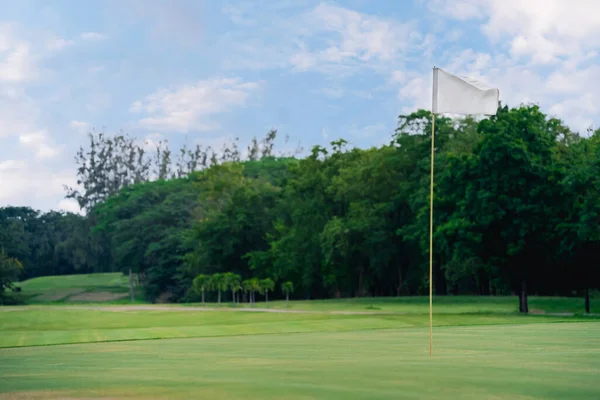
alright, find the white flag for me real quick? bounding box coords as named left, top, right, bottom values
left=432, top=67, right=499, bottom=115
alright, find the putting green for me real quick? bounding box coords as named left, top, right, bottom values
left=0, top=305, right=599, bottom=399
left=1, top=322, right=599, bottom=399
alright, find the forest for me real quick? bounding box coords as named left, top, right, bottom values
left=1, top=105, right=599, bottom=311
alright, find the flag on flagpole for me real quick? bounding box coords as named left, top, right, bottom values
left=427, top=67, right=499, bottom=357
left=432, top=67, right=499, bottom=115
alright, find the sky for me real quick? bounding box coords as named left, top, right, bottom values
left=1, top=0, right=599, bottom=213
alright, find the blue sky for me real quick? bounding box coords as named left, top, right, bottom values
left=1, top=0, right=599, bottom=212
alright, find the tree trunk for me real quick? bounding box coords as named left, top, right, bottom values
left=231, top=289, right=235, bottom=306
left=434, top=259, right=447, bottom=295
left=218, top=290, right=221, bottom=305
left=128, top=267, right=134, bottom=303
left=357, top=267, right=363, bottom=298
left=396, top=267, right=403, bottom=297
left=201, top=289, right=205, bottom=305
left=286, top=293, right=289, bottom=307
left=585, top=288, right=590, bottom=314
left=519, top=280, right=528, bottom=313
left=265, top=291, right=269, bottom=303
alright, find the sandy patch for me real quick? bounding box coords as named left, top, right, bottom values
left=33, top=289, right=85, bottom=302
left=0, top=392, right=121, bottom=400
left=67, top=292, right=128, bottom=302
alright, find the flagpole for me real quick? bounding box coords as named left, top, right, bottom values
left=429, top=67, right=437, bottom=357
left=429, top=112, right=434, bottom=357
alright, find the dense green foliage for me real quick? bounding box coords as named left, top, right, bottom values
left=0, top=207, right=110, bottom=280
left=2, top=105, right=600, bottom=310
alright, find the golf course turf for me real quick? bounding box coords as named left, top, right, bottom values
left=1, top=299, right=599, bottom=399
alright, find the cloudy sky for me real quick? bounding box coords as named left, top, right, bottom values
left=1, top=0, right=599, bottom=213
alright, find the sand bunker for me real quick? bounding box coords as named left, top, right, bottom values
left=67, top=292, right=128, bottom=302
left=33, top=289, right=85, bottom=302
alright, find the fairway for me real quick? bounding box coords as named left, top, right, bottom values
left=1, top=305, right=600, bottom=399
left=16, top=273, right=136, bottom=304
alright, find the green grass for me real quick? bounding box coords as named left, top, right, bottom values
left=2, top=295, right=600, bottom=399
left=0, top=311, right=598, bottom=399
left=199, top=295, right=598, bottom=315
left=1, top=307, right=591, bottom=348
left=15, top=273, right=143, bottom=304
left=18, top=273, right=129, bottom=291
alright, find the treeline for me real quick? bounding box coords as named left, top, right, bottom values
left=2, top=105, right=600, bottom=311
left=0, top=207, right=108, bottom=279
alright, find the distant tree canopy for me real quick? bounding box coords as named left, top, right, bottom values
left=3, top=105, right=600, bottom=311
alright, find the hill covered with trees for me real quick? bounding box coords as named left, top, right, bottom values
left=2, top=105, right=599, bottom=311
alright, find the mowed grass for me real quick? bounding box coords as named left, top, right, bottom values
left=0, top=320, right=599, bottom=399
left=203, top=295, right=599, bottom=315
left=16, top=273, right=142, bottom=303
left=2, top=306, right=590, bottom=348
left=18, top=273, right=129, bottom=292
left=1, top=297, right=600, bottom=399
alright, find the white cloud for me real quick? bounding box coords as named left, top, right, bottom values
left=113, top=0, right=203, bottom=45
left=391, top=70, right=406, bottom=83
left=427, top=0, right=485, bottom=20
left=0, top=160, right=27, bottom=171
left=288, top=4, right=426, bottom=75
left=321, top=87, right=344, bottom=98
left=19, top=130, right=61, bottom=159
left=0, top=160, right=76, bottom=211
left=0, top=37, right=37, bottom=83
left=142, top=132, right=164, bottom=152
left=0, top=87, right=39, bottom=138
left=356, top=123, right=387, bottom=138
left=398, top=73, right=430, bottom=113
left=407, top=1, right=600, bottom=133
left=220, top=3, right=430, bottom=78
left=80, top=32, right=106, bottom=41
left=131, top=77, right=262, bottom=133
left=429, top=0, right=600, bottom=64
left=70, top=120, right=91, bottom=134
left=47, top=38, right=74, bottom=51
left=57, top=198, right=83, bottom=214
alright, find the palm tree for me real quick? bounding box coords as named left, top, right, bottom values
left=224, top=272, right=241, bottom=306
left=281, top=281, right=294, bottom=307
left=260, top=278, right=275, bottom=304
left=193, top=274, right=209, bottom=305
left=242, top=279, right=253, bottom=306
left=233, top=283, right=243, bottom=304
left=250, top=278, right=260, bottom=306
left=210, top=273, right=227, bottom=305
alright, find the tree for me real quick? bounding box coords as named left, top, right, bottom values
left=94, top=178, right=198, bottom=302
left=0, top=207, right=107, bottom=281
left=225, top=272, right=241, bottom=305
left=65, top=132, right=152, bottom=213
left=0, top=249, right=23, bottom=294
left=559, top=129, right=600, bottom=313
left=446, top=106, right=563, bottom=312
left=260, top=278, right=275, bottom=304
left=210, top=273, right=227, bottom=305
left=8, top=102, right=596, bottom=308
left=242, top=278, right=261, bottom=306
left=242, top=279, right=253, bottom=306
left=281, top=281, right=294, bottom=306
left=193, top=274, right=209, bottom=305
left=187, top=162, right=282, bottom=280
